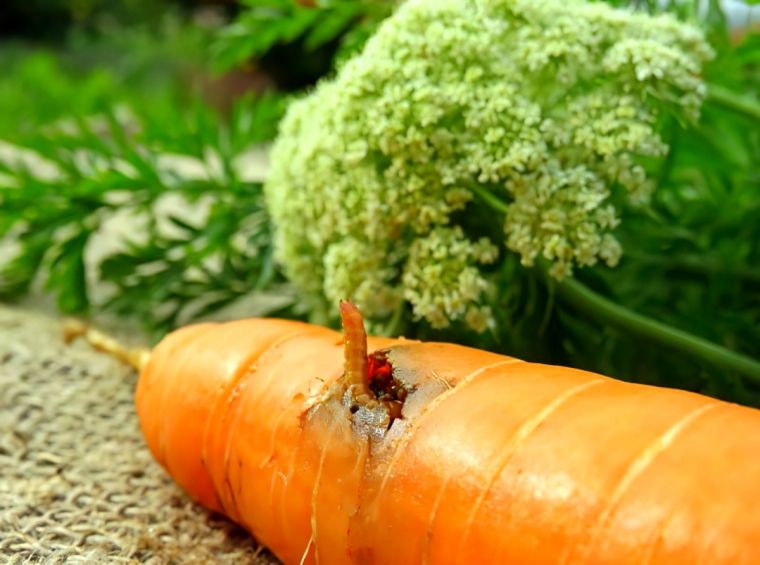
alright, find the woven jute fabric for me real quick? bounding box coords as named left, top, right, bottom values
left=0, top=306, right=280, bottom=564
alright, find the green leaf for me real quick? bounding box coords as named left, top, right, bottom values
left=304, top=6, right=362, bottom=51
left=167, top=215, right=202, bottom=236
left=211, top=0, right=394, bottom=74
left=47, top=231, right=90, bottom=314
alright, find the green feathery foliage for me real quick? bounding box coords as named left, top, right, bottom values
left=211, top=0, right=395, bottom=83
left=0, top=53, right=294, bottom=341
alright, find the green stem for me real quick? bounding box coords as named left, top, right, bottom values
left=380, top=300, right=406, bottom=338
left=468, top=182, right=510, bottom=214
left=551, top=269, right=760, bottom=384
left=707, top=84, right=760, bottom=120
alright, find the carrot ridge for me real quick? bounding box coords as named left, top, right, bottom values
left=212, top=328, right=309, bottom=521
left=456, top=378, right=608, bottom=562
left=573, top=402, right=719, bottom=565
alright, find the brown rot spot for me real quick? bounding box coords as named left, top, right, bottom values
left=368, top=350, right=408, bottom=425
left=368, top=351, right=406, bottom=400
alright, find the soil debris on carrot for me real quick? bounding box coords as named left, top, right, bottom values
left=367, top=350, right=405, bottom=424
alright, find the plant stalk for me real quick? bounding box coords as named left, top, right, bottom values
left=468, top=182, right=510, bottom=213
left=707, top=85, right=760, bottom=120
left=551, top=271, right=760, bottom=384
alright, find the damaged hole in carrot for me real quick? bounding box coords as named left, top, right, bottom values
left=369, top=349, right=406, bottom=420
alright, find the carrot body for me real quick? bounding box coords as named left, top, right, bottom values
left=136, top=318, right=760, bottom=564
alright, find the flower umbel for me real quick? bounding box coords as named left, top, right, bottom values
left=402, top=227, right=498, bottom=329
left=265, top=0, right=712, bottom=329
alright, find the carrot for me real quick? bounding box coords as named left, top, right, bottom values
left=133, top=303, right=760, bottom=564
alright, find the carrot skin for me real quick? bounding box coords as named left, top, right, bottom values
left=606, top=404, right=760, bottom=565
left=136, top=323, right=222, bottom=511
left=137, top=319, right=313, bottom=515
left=136, top=318, right=760, bottom=565
left=201, top=324, right=323, bottom=527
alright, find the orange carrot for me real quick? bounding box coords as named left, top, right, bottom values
left=134, top=304, right=760, bottom=564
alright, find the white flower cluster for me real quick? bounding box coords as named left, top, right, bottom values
left=402, top=227, right=498, bottom=329
left=265, top=0, right=712, bottom=330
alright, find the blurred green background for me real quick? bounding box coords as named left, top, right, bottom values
left=0, top=0, right=388, bottom=122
